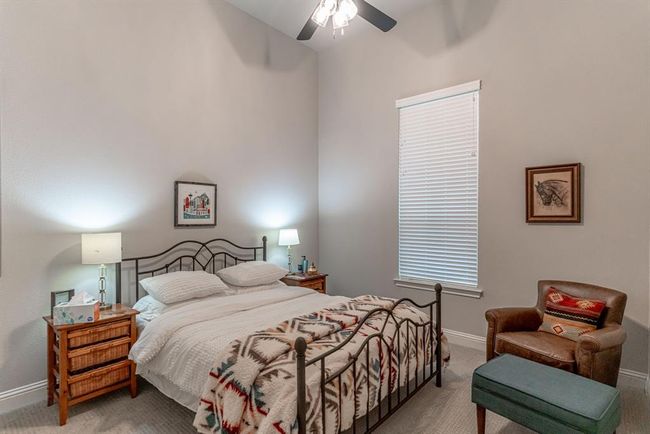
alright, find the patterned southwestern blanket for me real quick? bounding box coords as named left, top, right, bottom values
left=193, top=295, right=449, bottom=434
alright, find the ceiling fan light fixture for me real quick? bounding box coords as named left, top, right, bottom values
left=332, top=9, right=349, bottom=30
left=322, top=0, right=337, bottom=13
left=339, top=0, right=358, bottom=20
left=311, top=4, right=331, bottom=27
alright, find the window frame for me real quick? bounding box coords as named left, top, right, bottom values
left=394, top=80, right=483, bottom=299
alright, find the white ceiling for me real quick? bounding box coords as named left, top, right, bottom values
left=224, top=0, right=432, bottom=51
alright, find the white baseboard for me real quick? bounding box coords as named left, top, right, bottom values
left=443, top=328, right=486, bottom=352
left=0, top=380, right=47, bottom=415
left=618, top=368, right=649, bottom=389
left=443, top=328, right=649, bottom=391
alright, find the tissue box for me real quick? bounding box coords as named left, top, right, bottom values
left=53, top=300, right=100, bottom=325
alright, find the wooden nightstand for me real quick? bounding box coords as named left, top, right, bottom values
left=43, top=304, right=138, bottom=425
left=281, top=273, right=328, bottom=294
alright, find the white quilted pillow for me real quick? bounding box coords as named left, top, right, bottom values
left=217, top=261, right=288, bottom=287
left=139, top=271, right=228, bottom=304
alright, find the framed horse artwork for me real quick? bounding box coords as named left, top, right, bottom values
left=526, top=163, right=581, bottom=223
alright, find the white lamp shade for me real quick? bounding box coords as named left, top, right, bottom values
left=82, top=233, right=122, bottom=264
left=278, top=229, right=300, bottom=246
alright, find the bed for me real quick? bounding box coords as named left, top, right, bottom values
left=118, top=237, right=445, bottom=433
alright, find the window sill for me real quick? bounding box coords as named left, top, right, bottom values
left=394, top=278, right=483, bottom=299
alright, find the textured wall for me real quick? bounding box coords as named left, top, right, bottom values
left=318, top=0, right=650, bottom=372
left=0, top=0, right=318, bottom=391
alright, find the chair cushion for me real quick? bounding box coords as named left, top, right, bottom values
left=538, top=287, right=606, bottom=341
left=495, top=331, right=576, bottom=372
left=472, top=354, right=621, bottom=434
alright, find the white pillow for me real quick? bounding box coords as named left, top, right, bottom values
left=217, top=261, right=288, bottom=287
left=139, top=271, right=228, bottom=304
left=133, top=295, right=168, bottom=321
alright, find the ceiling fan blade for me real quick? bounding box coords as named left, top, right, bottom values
left=297, top=3, right=320, bottom=40
left=297, top=19, right=318, bottom=40
left=356, top=0, right=397, bottom=32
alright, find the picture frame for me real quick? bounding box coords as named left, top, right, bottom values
left=526, top=163, right=581, bottom=223
left=174, top=181, right=217, bottom=227
left=51, top=289, right=75, bottom=317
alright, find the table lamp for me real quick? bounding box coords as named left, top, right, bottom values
left=278, top=229, right=300, bottom=273
left=82, top=232, right=122, bottom=308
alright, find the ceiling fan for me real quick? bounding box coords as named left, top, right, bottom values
left=297, top=0, right=397, bottom=41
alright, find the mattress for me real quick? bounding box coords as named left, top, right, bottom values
left=130, top=285, right=350, bottom=409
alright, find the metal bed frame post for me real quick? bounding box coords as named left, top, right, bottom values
left=262, top=236, right=267, bottom=261
left=115, top=262, right=122, bottom=304
left=435, top=282, right=442, bottom=387
left=296, top=337, right=308, bottom=434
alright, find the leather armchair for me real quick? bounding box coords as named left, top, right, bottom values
left=485, top=280, right=627, bottom=386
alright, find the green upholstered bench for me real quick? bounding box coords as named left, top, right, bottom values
left=471, top=354, right=620, bottom=434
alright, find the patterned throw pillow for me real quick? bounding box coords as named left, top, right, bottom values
left=538, top=288, right=606, bottom=341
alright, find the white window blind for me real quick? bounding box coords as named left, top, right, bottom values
left=397, top=81, right=480, bottom=288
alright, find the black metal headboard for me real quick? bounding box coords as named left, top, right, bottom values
left=118, top=236, right=267, bottom=303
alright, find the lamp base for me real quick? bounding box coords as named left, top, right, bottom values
left=287, top=245, right=293, bottom=274
left=100, top=303, right=113, bottom=311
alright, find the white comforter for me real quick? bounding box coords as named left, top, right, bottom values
left=129, top=286, right=349, bottom=403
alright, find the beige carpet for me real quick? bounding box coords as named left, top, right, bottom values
left=1, top=345, right=648, bottom=433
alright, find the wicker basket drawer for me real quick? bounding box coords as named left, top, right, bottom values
left=68, top=360, right=131, bottom=398
left=68, top=320, right=131, bottom=349
left=67, top=337, right=131, bottom=372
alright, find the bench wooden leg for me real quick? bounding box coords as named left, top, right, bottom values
left=477, top=405, right=486, bottom=434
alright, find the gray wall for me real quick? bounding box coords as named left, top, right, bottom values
left=318, top=0, right=650, bottom=373
left=0, top=0, right=318, bottom=392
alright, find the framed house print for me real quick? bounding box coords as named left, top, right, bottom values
left=526, top=163, right=581, bottom=223
left=174, top=181, right=217, bottom=227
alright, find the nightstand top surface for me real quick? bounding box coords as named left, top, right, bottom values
left=282, top=273, right=328, bottom=282
left=43, top=304, right=138, bottom=329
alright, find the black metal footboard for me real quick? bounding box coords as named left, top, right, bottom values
left=295, top=283, right=443, bottom=434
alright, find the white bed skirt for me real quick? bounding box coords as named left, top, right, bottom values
left=138, top=368, right=199, bottom=411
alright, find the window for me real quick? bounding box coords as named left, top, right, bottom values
left=396, top=81, right=480, bottom=291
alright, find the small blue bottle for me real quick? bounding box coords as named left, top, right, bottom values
left=301, top=256, right=308, bottom=275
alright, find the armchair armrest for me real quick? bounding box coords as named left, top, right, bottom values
left=576, top=325, right=627, bottom=353
left=484, top=307, right=542, bottom=361
left=575, top=325, right=627, bottom=386
left=485, top=307, right=542, bottom=334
